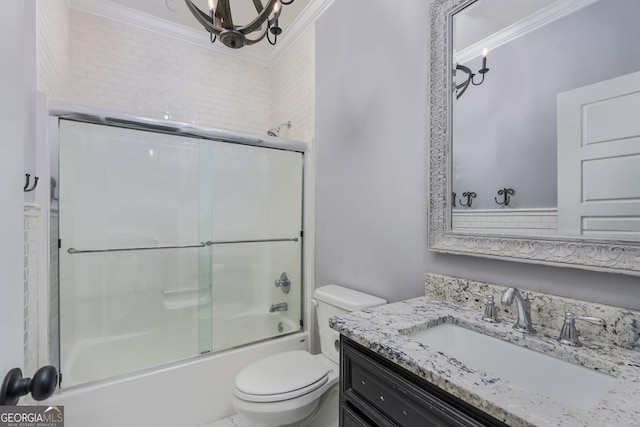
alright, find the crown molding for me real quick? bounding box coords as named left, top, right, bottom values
left=267, top=0, right=335, bottom=63
left=69, top=0, right=333, bottom=66
left=455, top=0, right=599, bottom=63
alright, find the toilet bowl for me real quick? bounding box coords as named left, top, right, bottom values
left=231, top=285, right=386, bottom=427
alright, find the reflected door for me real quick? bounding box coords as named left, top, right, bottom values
left=558, top=70, right=640, bottom=237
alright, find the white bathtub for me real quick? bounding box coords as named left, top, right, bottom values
left=61, top=311, right=301, bottom=388
left=53, top=331, right=309, bottom=427
left=211, top=311, right=301, bottom=351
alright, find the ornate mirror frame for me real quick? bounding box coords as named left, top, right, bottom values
left=428, top=0, right=640, bottom=275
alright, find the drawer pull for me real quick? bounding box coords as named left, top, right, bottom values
left=380, top=396, right=385, bottom=402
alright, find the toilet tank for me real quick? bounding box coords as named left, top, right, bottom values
left=314, top=285, right=386, bottom=364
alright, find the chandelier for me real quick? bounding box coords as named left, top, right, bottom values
left=184, top=0, right=295, bottom=49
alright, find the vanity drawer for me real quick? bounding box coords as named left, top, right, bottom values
left=340, top=403, right=380, bottom=427
left=340, top=337, right=507, bottom=427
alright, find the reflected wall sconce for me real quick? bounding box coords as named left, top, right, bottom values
left=454, top=47, right=489, bottom=99
left=495, top=188, right=515, bottom=206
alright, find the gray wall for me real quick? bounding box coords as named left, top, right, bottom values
left=315, top=0, right=640, bottom=310
left=314, top=0, right=429, bottom=303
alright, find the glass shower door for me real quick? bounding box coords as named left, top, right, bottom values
left=198, top=141, right=303, bottom=352
left=58, top=120, right=211, bottom=387
left=57, top=119, right=304, bottom=388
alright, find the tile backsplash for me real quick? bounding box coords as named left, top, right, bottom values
left=426, top=273, right=640, bottom=351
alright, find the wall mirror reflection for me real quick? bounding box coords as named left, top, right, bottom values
left=451, top=0, right=640, bottom=239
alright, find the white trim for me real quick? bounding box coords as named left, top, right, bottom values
left=69, top=0, right=333, bottom=66
left=456, top=0, right=599, bottom=63
left=452, top=208, right=557, bottom=216
left=268, top=0, right=335, bottom=63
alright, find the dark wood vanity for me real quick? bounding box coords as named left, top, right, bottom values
left=339, top=336, right=508, bottom=427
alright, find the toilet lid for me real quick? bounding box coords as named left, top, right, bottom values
left=234, top=351, right=329, bottom=402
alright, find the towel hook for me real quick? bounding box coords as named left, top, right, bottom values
left=24, top=174, right=39, bottom=192
left=459, top=191, right=477, bottom=208
left=495, top=188, right=515, bottom=206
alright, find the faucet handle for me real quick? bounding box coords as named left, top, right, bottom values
left=569, top=312, right=606, bottom=326
left=470, top=291, right=499, bottom=323
left=557, top=312, right=606, bottom=347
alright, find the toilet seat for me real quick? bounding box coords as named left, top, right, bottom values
left=233, top=351, right=330, bottom=403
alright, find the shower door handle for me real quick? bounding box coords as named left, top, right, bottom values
left=67, top=237, right=299, bottom=254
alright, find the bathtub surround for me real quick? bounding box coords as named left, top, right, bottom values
left=330, top=273, right=640, bottom=426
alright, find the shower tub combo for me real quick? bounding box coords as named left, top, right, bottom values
left=48, top=105, right=309, bottom=426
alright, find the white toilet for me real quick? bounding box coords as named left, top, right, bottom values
left=232, top=285, right=386, bottom=427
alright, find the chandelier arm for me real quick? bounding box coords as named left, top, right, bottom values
left=184, top=0, right=223, bottom=36
left=454, top=64, right=472, bottom=99
left=242, top=25, right=269, bottom=45
left=237, top=0, right=279, bottom=35
left=218, top=0, right=234, bottom=30
left=252, top=0, right=264, bottom=13
left=267, top=29, right=277, bottom=46
left=471, top=73, right=486, bottom=86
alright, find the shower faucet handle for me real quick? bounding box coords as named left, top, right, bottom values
left=274, top=272, right=291, bottom=294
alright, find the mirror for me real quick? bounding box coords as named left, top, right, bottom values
left=428, top=0, right=640, bottom=275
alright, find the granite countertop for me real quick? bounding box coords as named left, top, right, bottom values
left=330, top=297, right=640, bottom=426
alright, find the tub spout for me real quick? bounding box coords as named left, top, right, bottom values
left=269, top=302, right=288, bottom=313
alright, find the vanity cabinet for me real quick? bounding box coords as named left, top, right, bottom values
left=339, top=337, right=508, bottom=427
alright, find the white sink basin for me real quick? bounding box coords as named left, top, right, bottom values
left=409, top=323, right=615, bottom=410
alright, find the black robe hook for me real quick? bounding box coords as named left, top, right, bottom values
left=459, top=191, right=477, bottom=208
left=24, top=174, right=39, bottom=192
left=495, top=188, right=515, bottom=206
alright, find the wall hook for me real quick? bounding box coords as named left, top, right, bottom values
left=24, top=174, right=39, bottom=192
left=459, top=191, right=477, bottom=208
left=495, top=188, right=515, bottom=206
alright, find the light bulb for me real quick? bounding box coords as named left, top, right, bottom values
left=208, top=0, right=217, bottom=11
left=481, top=47, right=488, bottom=70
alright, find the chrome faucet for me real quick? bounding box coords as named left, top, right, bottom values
left=501, top=288, right=536, bottom=334
left=269, top=302, right=288, bottom=313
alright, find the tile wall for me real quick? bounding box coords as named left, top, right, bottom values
left=23, top=205, right=40, bottom=378
left=451, top=208, right=558, bottom=236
